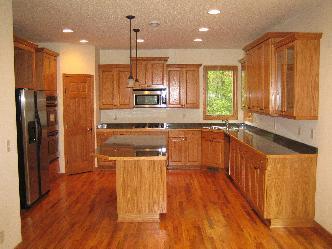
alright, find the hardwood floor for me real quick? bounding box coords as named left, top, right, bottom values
left=17, top=170, right=332, bottom=249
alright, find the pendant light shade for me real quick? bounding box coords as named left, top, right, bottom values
left=126, top=15, right=135, bottom=87
left=133, top=28, right=140, bottom=83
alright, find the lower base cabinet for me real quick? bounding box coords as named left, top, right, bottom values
left=229, top=137, right=317, bottom=227
left=201, top=130, right=225, bottom=168
left=168, top=130, right=201, bottom=168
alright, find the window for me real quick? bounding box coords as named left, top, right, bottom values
left=203, top=66, right=238, bottom=120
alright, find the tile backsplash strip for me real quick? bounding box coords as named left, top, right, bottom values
left=246, top=114, right=318, bottom=147
left=101, top=108, right=235, bottom=124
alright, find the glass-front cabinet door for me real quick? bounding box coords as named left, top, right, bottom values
left=240, top=59, right=247, bottom=109
left=284, top=45, right=295, bottom=116
left=275, top=48, right=284, bottom=114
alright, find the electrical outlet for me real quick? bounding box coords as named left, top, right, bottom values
left=0, top=230, right=4, bottom=244
left=297, top=127, right=301, bottom=136
left=310, top=128, right=314, bottom=139
left=6, top=140, right=10, bottom=152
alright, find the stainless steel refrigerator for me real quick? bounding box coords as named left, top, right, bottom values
left=16, top=89, right=49, bottom=208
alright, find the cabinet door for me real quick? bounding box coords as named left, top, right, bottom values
left=186, top=131, right=201, bottom=166
left=14, top=46, right=36, bottom=89
left=201, top=133, right=210, bottom=166
left=132, top=60, right=146, bottom=84
left=44, top=54, right=57, bottom=91
left=240, top=60, right=248, bottom=109
left=184, top=69, right=199, bottom=108
left=246, top=51, right=254, bottom=110
left=146, top=61, right=166, bottom=87
left=167, top=68, right=183, bottom=107
left=168, top=136, right=187, bottom=165
left=255, top=44, right=265, bottom=111
left=229, top=138, right=237, bottom=179
left=284, top=45, right=295, bottom=117
left=275, top=49, right=285, bottom=114
left=100, top=69, right=117, bottom=108
left=48, top=56, right=57, bottom=91
left=117, top=68, right=133, bottom=108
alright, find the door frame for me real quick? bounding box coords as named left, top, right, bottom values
left=63, top=74, right=95, bottom=174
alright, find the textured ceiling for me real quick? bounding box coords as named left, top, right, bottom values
left=12, top=0, right=321, bottom=49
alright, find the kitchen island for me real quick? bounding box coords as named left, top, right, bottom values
left=96, top=135, right=167, bottom=222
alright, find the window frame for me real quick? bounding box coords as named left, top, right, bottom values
left=203, top=65, right=238, bottom=120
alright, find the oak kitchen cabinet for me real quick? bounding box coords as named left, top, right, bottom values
left=166, top=64, right=201, bottom=108
left=99, top=64, right=133, bottom=109
left=168, top=130, right=201, bottom=168
left=229, top=135, right=317, bottom=227
left=243, top=32, right=289, bottom=115
left=132, top=57, right=169, bottom=88
left=14, top=36, right=38, bottom=89
left=35, top=48, right=59, bottom=93
left=201, top=130, right=225, bottom=168
left=273, top=33, right=322, bottom=120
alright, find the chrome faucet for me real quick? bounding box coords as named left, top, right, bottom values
left=223, top=119, right=229, bottom=129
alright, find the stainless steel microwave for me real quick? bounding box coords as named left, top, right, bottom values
left=133, top=88, right=167, bottom=108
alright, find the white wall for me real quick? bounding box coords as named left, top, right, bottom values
left=99, top=49, right=244, bottom=123
left=38, top=43, right=96, bottom=173
left=0, top=0, right=22, bottom=248
left=248, top=1, right=332, bottom=232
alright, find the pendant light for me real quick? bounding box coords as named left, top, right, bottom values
left=126, top=15, right=135, bottom=87
left=133, top=28, right=140, bottom=84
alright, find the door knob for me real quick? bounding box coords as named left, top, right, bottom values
left=87, top=128, right=92, bottom=131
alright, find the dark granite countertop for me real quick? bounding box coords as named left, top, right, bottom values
left=96, top=123, right=317, bottom=155
left=96, top=135, right=167, bottom=158
left=223, top=125, right=317, bottom=155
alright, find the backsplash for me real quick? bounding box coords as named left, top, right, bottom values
left=100, top=108, right=231, bottom=123
left=246, top=114, right=318, bottom=147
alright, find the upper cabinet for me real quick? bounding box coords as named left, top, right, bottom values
left=14, top=36, right=38, bottom=89
left=243, top=32, right=322, bottom=120
left=273, top=33, right=322, bottom=119
left=132, top=57, right=168, bottom=88
left=166, top=64, right=201, bottom=108
left=239, top=58, right=248, bottom=109
left=243, top=32, right=289, bottom=115
left=35, top=48, right=59, bottom=93
left=99, top=64, right=133, bottom=109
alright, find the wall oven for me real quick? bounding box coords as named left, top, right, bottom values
left=46, top=95, right=59, bottom=162
left=133, top=88, right=167, bottom=108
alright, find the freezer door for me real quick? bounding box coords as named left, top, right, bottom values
left=17, top=89, right=40, bottom=206
left=36, top=91, right=50, bottom=195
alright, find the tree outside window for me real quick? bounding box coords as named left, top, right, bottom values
left=203, top=66, right=238, bottom=120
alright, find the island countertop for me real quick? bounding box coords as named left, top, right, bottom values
left=96, top=135, right=167, bottom=160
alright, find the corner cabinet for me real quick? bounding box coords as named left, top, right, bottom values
left=243, top=32, right=322, bottom=120
left=243, top=32, right=289, bottom=115
left=166, top=64, right=201, bottom=108
left=229, top=136, right=317, bottom=227
left=35, top=48, right=59, bottom=93
left=99, top=64, right=133, bottom=109
left=273, top=33, right=322, bottom=119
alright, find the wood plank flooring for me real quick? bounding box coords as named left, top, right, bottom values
left=17, top=170, right=332, bottom=249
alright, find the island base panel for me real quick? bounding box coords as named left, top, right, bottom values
left=116, top=159, right=167, bottom=222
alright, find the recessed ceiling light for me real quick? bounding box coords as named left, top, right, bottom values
left=63, top=28, right=74, bottom=33
left=208, top=9, right=221, bottom=15
left=137, top=39, right=144, bottom=43
left=193, top=38, right=203, bottom=42
left=80, top=39, right=88, bottom=43
left=149, top=20, right=160, bottom=28
left=199, top=27, right=209, bottom=32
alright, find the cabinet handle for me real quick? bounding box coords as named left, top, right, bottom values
left=254, top=165, right=259, bottom=170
